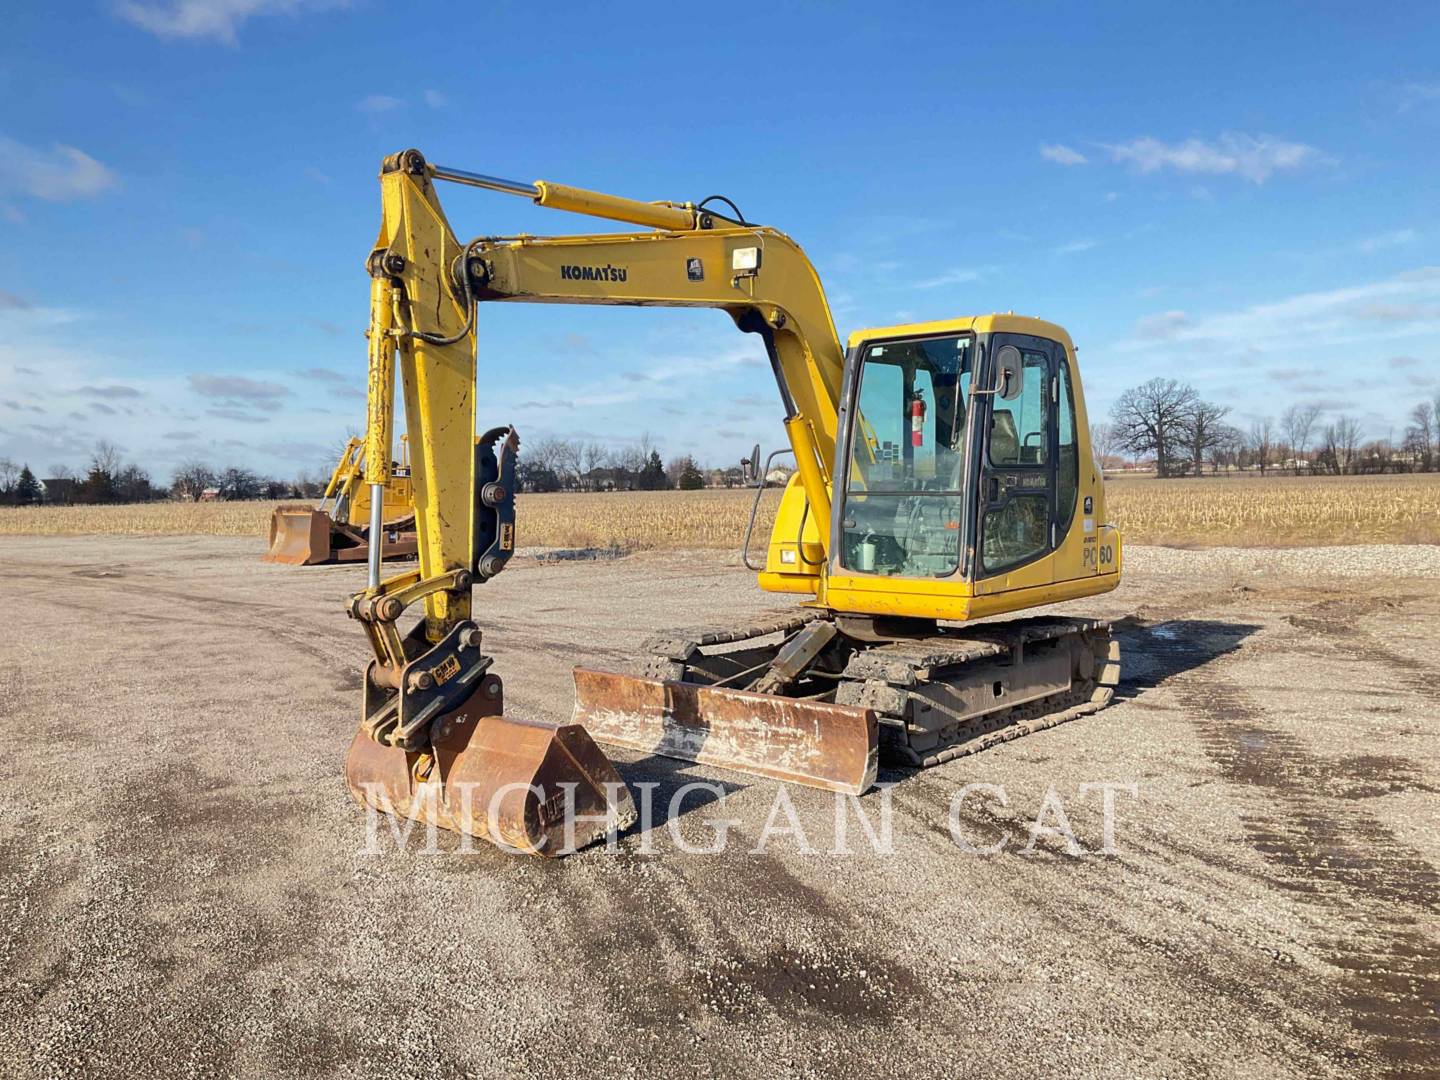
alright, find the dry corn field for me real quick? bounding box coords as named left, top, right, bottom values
left=1, top=473, right=1438, bottom=549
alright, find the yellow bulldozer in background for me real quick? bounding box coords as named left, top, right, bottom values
left=328, top=149, right=1122, bottom=856
left=263, top=436, right=418, bottom=565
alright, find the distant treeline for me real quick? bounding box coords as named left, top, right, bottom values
left=1094, top=378, right=1440, bottom=478
left=1, top=442, right=324, bottom=506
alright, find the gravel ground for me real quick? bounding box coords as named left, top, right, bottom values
left=0, top=538, right=1436, bottom=1079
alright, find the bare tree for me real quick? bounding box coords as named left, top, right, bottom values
left=1363, top=438, right=1396, bottom=474
left=219, top=466, right=260, bottom=500
left=1186, top=400, right=1232, bottom=476
left=1089, top=422, right=1119, bottom=469
left=115, top=463, right=152, bottom=502
left=1109, top=378, right=1198, bottom=479
left=172, top=460, right=217, bottom=501
left=608, top=442, right=646, bottom=475
left=1405, top=402, right=1436, bottom=471
left=1335, top=415, right=1362, bottom=475
left=0, top=458, right=18, bottom=498
left=1247, top=418, right=1274, bottom=476
left=90, top=441, right=122, bottom=477
left=1281, top=403, right=1321, bottom=474
left=1244, top=420, right=1278, bottom=475
left=555, top=440, right=583, bottom=488
left=580, top=440, right=606, bottom=487
left=1317, top=423, right=1340, bottom=474
left=1211, top=425, right=1246, bottom=472
left=1431, top=397, right=1440, bottom=468
left=529, top=437, right=576, bottom=488
left=292, top=468, right=324, bottom=499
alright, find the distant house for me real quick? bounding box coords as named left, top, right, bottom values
left=200, top=487, right=221, bottom=502
left=764, top=467, right=793, bottom=487
left=705, top=467, right=746, bottom=488
left=583, top=467, right=633, bottom=492
left=40, top=477, right=78, bottom=505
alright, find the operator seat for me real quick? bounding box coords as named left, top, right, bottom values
left=990, top=409, right=1020, bottom=464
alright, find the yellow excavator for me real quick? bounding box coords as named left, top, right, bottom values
left=341, top=149, right=1122, bottom=855
left=263, top=436, right=418, bottom=565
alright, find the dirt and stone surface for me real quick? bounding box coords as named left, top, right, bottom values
left=1, top=537, right=1437, bottom=1079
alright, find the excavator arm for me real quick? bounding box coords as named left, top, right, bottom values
left=466, top=225, right=845, bottom=539
left=359, top=149, right=848, bottom=637
left=342, top=149, right=868, bottom=854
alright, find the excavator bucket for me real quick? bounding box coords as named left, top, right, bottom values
left=346, top=673, right=636, bottom=855
left=571, top=667, right=878, bottom=795
left=263, top=507, right=418, bottom=566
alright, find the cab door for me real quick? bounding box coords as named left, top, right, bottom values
left=973, top=334, right=1058, bottom=594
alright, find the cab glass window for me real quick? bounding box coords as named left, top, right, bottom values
left=1057, top=358, right=1078, bottom=528
left=842, top=334, right=972, bottom=577
left=989, top=350, right=1049, bottom=467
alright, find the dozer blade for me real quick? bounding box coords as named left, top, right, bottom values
left=263, top=508, right=419, bottom=566
left=346, top=672, right=636, bottom=856
left=263, top=507, right=334, bottom=565
left=572, top=667, right=878, bottom=795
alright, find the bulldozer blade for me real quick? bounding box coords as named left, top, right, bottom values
left=346, top=672, right=636, bottom=856
left=263, top=508, right=418, bottom=566
left=572, top=667, right=878, bottom=795
left=263, top=508, right=335, bottom=565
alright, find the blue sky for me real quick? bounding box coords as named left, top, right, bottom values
left=1, top=0, right=1437, bottom=481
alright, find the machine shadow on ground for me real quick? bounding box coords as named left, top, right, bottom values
left=1112, top=618, right=1262, bottom=695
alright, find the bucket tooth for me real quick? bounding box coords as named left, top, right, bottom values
left=346, top=672, right=635, bottom=856
left=571, top=667, right=878, bottom=795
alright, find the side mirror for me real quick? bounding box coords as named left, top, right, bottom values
left=995, top=344, right=1023, bottom=401
left=742, top=443, right=761, bottom=485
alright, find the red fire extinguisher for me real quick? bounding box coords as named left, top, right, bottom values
left=910, top=391, right=927, bottom=447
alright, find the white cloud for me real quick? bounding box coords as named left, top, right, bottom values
left=0, top=327, right=356, bottom=477
left=188, top=373, right=290, bottom=404
left=423, top=89, right=448, bottom=109
left=0, top=136, right=117, bottom=203
left=0, top=300, right=85, bottom=329
left=1055, top=239, right=1098, bottom=256
left=1104, top=132, right=1319, bottom=184
left=501, top=346, right=762, bottom=415
left=914, top=269, right=981, bottom=289
left=1356, top=228, right=1418, bottom=253
left=1115, top=267, right=1440, bottom=354
left=112, top=0, right=349, bottom=44
left=1132, top=310, right=1191, bottom=340
left=1040, top=143, right=1087, bottom=166
left=1399, top=81, right=1440, bottom=112
left=358, top=94, right=403, bottom=114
